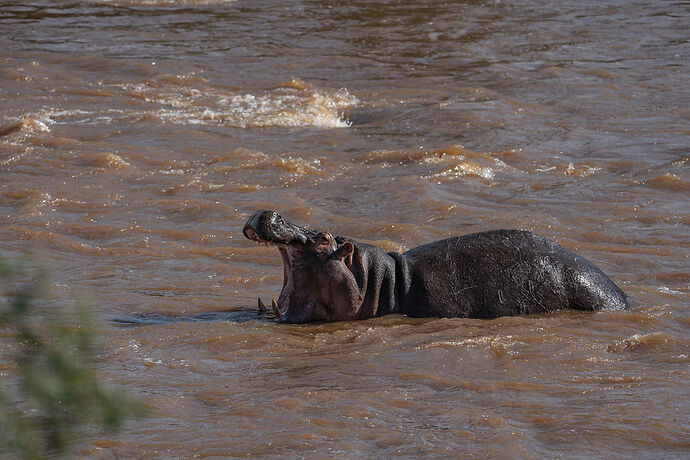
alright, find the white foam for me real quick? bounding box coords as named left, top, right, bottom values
left=658, top=286, right=683, bottom=296
left=9, top=80, right=357, bottom=134
left=117, top=80, right=357, bottom=129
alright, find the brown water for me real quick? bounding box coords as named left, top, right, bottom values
left=1, top=0, right=689, bottom=457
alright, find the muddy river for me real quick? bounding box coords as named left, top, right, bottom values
left=1, top=0, right=688, bottom=457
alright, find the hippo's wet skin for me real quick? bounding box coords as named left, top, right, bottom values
left=243, top=210, right=628, bottom=323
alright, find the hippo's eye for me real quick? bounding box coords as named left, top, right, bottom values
left=314, top=232, right=333, bottom=251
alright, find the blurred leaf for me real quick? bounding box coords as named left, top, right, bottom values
left=0, top=253, right=145, bottom=459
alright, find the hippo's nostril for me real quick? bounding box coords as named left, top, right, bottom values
left=243, top=227, right=257, bottom=241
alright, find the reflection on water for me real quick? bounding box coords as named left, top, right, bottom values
left=111, top=309, right=268, bottom=326
left=0, top=0, right=688, bottom=457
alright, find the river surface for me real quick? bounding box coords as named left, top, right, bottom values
left=1, top=0, right=689, bottom=458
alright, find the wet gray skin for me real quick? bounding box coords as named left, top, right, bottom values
left=243, top=210, right=628, bottom=323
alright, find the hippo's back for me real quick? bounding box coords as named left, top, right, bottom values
left=398, top=230, right=628, bottom=318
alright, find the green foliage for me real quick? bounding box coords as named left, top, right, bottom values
left=0, top=255, right=144, bottom=459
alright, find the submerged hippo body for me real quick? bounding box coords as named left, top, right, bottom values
left=243, top=210, right=628, bottom=323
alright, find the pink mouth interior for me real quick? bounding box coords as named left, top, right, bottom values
left=277, top=244, right=292, bottom=316
left=247, top=228, right=295, bottom=318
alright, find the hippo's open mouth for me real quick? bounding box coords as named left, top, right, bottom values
left=243, top=210, right=317, bottom=321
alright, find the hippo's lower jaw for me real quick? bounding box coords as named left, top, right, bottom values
left=244, top=210, right=629, bottom=323
left=254, top=248, right=333, bottom=323
left=244, top=231, right=290, bottom=320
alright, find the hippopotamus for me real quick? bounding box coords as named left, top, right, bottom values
left=243, top=210, right=628, bottom=323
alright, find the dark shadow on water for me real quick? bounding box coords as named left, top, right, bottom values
left=111, top=309, right=273, bottom=327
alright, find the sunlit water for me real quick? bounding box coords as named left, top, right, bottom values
left=1, top=0, right=688, bottom=457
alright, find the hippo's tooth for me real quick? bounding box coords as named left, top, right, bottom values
left=258, top=297, right=267, bottom=312
left=271, top=299, right=280, bottom=317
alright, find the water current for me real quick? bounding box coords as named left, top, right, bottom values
left=1, top=0, right=688, bottom=458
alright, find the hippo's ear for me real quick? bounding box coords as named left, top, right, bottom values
left=336, top=241, right=354, bottom=269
